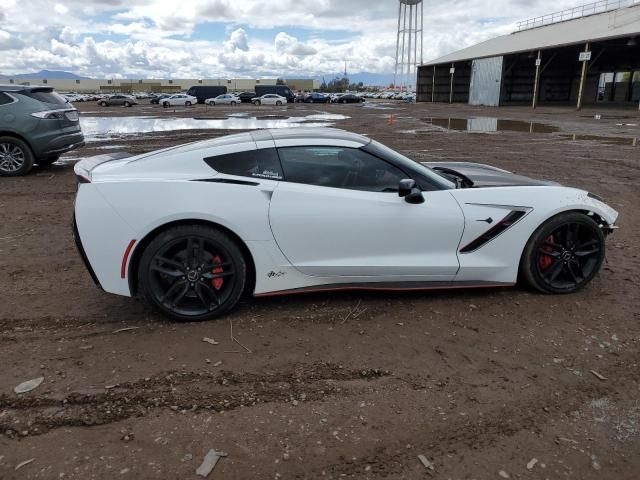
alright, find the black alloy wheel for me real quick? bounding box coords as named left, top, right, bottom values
left=139, top=225, right=246, bottom=321
left=521, top=212, right=605, bottom=294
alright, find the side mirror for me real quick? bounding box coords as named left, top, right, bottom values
left=398, top=179, right=424, bottom=204
left=398, top=179, right=415, bottom=197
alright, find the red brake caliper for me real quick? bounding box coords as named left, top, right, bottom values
left=212, top=256, right=224, bottom=290
left=539, top=235, right=554, bottom=270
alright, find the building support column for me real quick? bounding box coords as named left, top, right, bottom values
left=577, top=42, right=590, bottom=110
left=449, top=63, right=455, bottom=104
left=431, top=65, right=436, bottom=103
left=532, top=50, right=542, bottom=109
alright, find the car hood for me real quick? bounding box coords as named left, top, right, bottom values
left=422, top=161, right=560, bottom=187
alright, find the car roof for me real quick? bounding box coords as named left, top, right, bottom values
left=251, top=128, right=371, bottom=146
left=0, top=84, right=53, bottom=92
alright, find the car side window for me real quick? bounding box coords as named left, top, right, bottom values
left=204, top=148, right=283, bottom=180
left=0, top=93, right=13, bottom=105
left=277, top=147, right=407, bottom=193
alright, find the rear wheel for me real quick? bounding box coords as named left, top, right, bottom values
left=520, top=212, right=605, bottom=294
left=0, top=136, right=34, bottom=176
left=138, top=225, right=246, bottom=322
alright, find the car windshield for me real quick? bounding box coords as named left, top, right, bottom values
left=366, top=140, right=455, bottom=190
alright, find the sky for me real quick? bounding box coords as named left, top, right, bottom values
left=0, top=0, right=593, bottom=79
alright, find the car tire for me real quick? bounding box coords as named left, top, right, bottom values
left=124, top=101, right=131, bottom=107
left=185, top=101, right=192, bottom=107
left=138, top=224, right=247, bottom=322
left=230, top=101, right=236, bottom=105
left=276, top=101, right=283, bottom=106
left=254, top=100, right=261, bottom=105
left=0, top=136, right=35, bottom=176
left=163, top=102, right=169, bottom=108
left=99, top=101, right=107, bottom=107
left=520, top=212, right=606, bottom=294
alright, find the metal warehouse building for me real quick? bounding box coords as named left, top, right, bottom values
left=417, top=1, right=640, bottom=108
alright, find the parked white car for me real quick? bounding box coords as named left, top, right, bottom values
left=72, top=128, right=618, bottom=322
left=161, top=94, right=197, bottom=107
left=251, top=94, right=286, bottom=106
left=205, top=94, right=240, bottom=106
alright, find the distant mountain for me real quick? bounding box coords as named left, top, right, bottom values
left=7, top=70, right=90, bottom=79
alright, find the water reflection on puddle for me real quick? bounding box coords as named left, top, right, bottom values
left=80, top=114, right=349, bottom=142
left=416, top=117, right=638, bottom=146
left=425, top=117, right=558, bottom=133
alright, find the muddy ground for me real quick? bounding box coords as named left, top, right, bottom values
left=0, top=100, right=639, bottom=479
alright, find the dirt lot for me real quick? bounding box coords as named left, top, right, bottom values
left=1, top=100, right=639, bottom=479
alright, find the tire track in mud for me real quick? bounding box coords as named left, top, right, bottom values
left=300, top=358, right=640, bottom=479
left=0, top=363, right=389, bottom=439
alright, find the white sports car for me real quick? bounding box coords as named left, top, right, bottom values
left=73, top=128, right=618, bottom=322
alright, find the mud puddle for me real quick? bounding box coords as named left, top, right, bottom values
left=80, top=113, right=349, bottom=142
left=423, top=117, right=559, bottom=133
left=418, top=116, right=638, bottom=146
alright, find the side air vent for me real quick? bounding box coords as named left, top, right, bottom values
left=460, top=210, right=526, bottom=253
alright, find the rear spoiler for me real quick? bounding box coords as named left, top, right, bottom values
left=74, top=152, right=133, bottom=183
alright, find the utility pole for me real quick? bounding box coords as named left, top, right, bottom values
left=449, top=63, right=455, bottom=104
left=576, top=42, right=591, bottom=110
left=532, top=50, right=542, bottom=109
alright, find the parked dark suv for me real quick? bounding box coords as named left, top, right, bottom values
left=0, top=85, right=84, bottom=176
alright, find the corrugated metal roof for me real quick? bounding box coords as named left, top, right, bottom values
left=423, top=4, right=640, bottom=66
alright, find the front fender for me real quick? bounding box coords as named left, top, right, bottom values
left=448, top=186, right=619, bottom=284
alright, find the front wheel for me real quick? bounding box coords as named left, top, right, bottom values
left=253, top=100, right=261, bottom=105
left=185, top=101, right=192, bottom=107
left=124, top=101, right=131, bottom=107
left=520, top=212, right=606, bottom=294
left=138, top=225, right=247, bottom=322
left=99, top=101, right=107, bottom=107
left=163, top=102, right=169, bottom=108
left=276, top=101, right=283, bottom=106
left=230, top=101, right=236, bottom=105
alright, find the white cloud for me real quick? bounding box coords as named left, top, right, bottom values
left=0, top=0, right=595, bottom=77
left=225, top=28, right=249, bottom=52
left=275, top=32, right=317, bottom=56
left=0, top=29, right=23, bottom=50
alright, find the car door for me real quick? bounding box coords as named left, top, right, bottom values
left=269, top=145, right=464, bottom=279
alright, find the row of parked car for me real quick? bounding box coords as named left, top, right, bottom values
left=364, top=91, right=416, bottom=100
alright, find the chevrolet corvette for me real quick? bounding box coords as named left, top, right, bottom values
left=73, top=128, right=618, bottom=321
